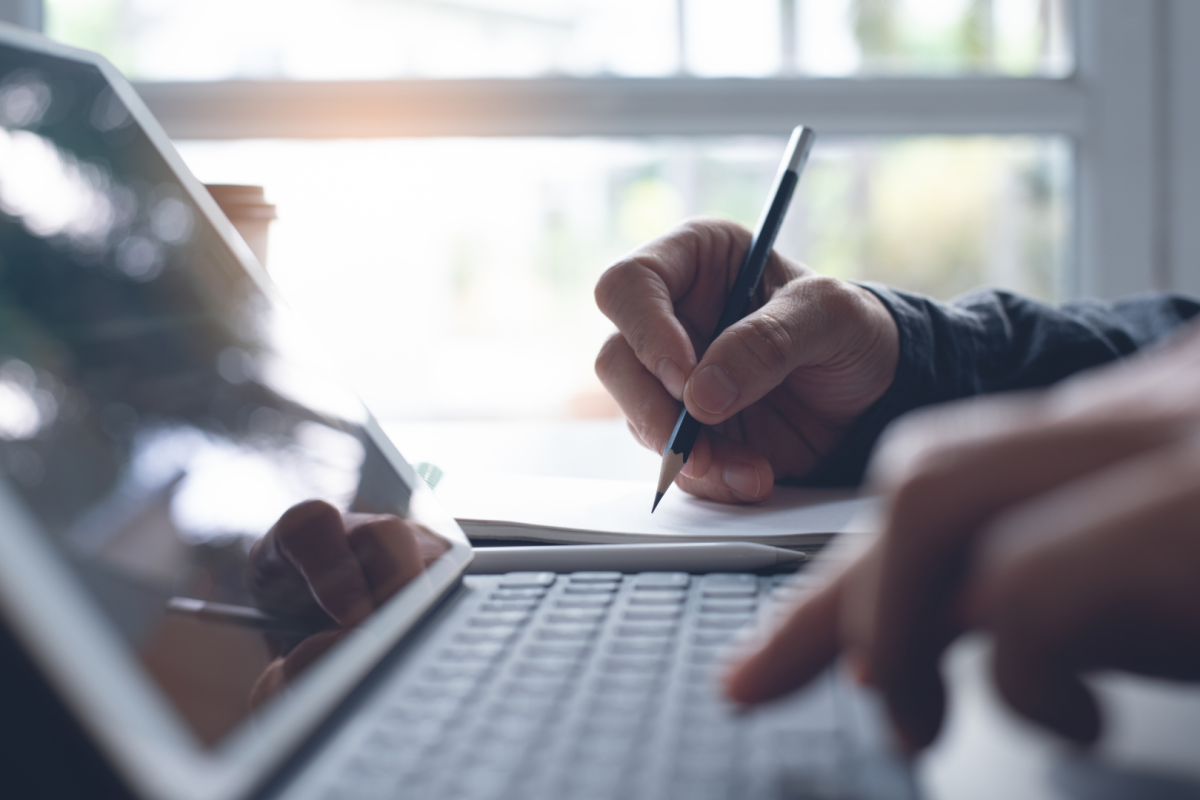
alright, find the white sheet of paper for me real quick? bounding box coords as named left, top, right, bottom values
left=436, top=471, right=879, bottom=547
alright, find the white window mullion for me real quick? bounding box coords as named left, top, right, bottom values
left=1073, top=0, right=1164, bottom=299
left=0, top=0, right=43, bottom=30
left=1166, top=0, right=1200, bottom=295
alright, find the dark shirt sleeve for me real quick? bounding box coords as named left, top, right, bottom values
left=802, top=285, right=1200, bottom=487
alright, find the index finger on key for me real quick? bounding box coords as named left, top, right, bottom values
left=723, top=571, right=845, bottom=705
left=594, top=220, right=742, bottom=399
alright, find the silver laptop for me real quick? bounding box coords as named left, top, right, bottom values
left=0, top=24, right=915, bottom=800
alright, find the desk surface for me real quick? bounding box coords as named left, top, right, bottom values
left=381, top=418, right=1200, bottom=800
left=382, top=418, right=661, bottom=483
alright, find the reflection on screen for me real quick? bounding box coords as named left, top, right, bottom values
left=0, top=43, right=448, bottom=746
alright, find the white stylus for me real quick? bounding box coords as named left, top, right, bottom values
left=466, top=542, right=807, bottom=574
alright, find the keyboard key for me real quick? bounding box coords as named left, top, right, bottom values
left=491, top=588, right=547, bottom=601
left=628, top=592, right=686, bottom=605
left=403, top=683, right=472, bottom=702
left=587, top=691, right=656, bottom=712
left=555, top=596, right=613, bottom=609
left=771, top=586, right=807, bottom=602
left=667, top=774, right=732, bottom=800
left=572, top=735, right=638, bottom=762
left=534, top=625, right=597, bottom=641
left=569, top=571, right=624, bottom=583
left=498, top=678, right=567, bottom=697
left=564, top=583, right=619, bottom=595
left=446, top=764, right=520, bottom=797
left=465, top=736, right=529, bottom=766
left=480, top=600, right=539, bottom=613
left=699, top=600, right=757, bottom=614
left=424, top=663, right=490, bottom=681
left=524, top=643, right=591, bottom=659
left=615, top=623, right=678, bottom=638
left=687, top=648, right=727, bottom=665
left=691, top=631, right=736, bottom=646
left=684, top=665, right=720, bottom=685
left=497, top=572, right=557, bottom=588
left=633, top=572, right=690, bottom=589
left=468, top=612, right=530, bottom=627
left=490, top=697, right=558, bottom=720
left=677, top=724, right=739, bottom=749
left=600, top=656, right=669, bottom=674
left=675, top=745, right=737, bottom=772
left=368, top=718, right=443, bottom=747
left=681, top=700, right=738, bottom=723
left=697, top=616, right=751, bottom=629
left=622, top=607, right=683, bottom=621
left=379, top=703, right=446, bottom=724
left=453, top=629, right=516, bottom=644
left=479, top=716, right=544, bottom=743
left=701, top=573, right=759, bottom=587
left=513, top=659, right=578, bottom=678
left=562, top=764, right=627, bottom=795
left=608, top=639, right=673, bottom=656
left=438, top=644, right=505, bottom=662
left=545, top=611, right=606, bottom=625
left=592, top=675, right=659, bottom=694
left=701, top=587, right=757, bottom=599
left=681, top=681, right=727, bottom=703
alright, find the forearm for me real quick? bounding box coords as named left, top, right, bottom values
left=803, top=286, right=1200, bottom=486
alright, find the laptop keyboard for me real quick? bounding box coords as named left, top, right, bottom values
left=311, top=570, right=879, bottom=800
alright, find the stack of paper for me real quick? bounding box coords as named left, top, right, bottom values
left=435, top=472, right=878, bottom=549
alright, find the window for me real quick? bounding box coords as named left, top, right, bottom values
left=47, top=0, right=1069, bottom=80
left=32, top=0, right=1200, bottom=420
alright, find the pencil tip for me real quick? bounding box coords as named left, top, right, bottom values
left=652, top=492, right=663, bottom=513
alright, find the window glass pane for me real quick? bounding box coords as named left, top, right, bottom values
left=175, top=136, right=1070, bottom=420
left=47, top=0, right=1070, bottom=81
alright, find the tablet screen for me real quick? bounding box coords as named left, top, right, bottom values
left=0, top=39, right=462, bottom=750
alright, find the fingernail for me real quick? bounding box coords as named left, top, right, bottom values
left=723, top=462, right=761, bottom=499
left=656, top=357, right=686, bottom=400
left=692, top=364, right=739, bottom=414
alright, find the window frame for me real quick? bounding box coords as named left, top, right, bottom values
left=12, top=0, right=1198, bottom=300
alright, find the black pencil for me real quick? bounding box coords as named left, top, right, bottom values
left=653, top=125, right=816, bottom=512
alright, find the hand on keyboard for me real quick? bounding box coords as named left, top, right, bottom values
left=725, top=325, right=1200, bottom=751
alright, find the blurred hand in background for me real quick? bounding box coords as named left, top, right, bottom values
left=725, top=323, right=1200, bottom=749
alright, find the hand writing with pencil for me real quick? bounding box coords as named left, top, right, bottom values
left=595, top=216, right=899, bottom=505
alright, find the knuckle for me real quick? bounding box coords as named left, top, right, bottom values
left=594, top=332, right=627, bottom=381
left=682, top=215, right=747, bottom=246
left=885, top=449, right=956, bottom=532
left=595, top=261, right=671, bottom=355
left=730, top=312, right=794, bottom=375
left=595, top=258, right=651, bottom=318
left=805, top=274, right=861, bottom=309
left=872, top=411, right=959, bottom=485
left=593, top=261, right=624, bottom=312
left=791, top=275, right=868, bottom=330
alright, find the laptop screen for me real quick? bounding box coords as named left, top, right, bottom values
left=0, top=35, right=465, bottom=760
